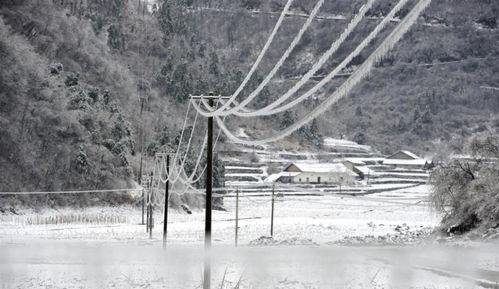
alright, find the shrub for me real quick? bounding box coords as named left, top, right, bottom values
left=430, top=135, right=499, bottom=234
left=64, top=73, right=79, bottom=87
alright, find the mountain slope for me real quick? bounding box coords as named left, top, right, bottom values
left=0, top=0, right=498, bottom=193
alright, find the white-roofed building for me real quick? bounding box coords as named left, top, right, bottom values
left=383, top=150, right=430, bottom=170
left=281, top=162, right=357, bottom=184
left=265, top=171, right=301, bottom=183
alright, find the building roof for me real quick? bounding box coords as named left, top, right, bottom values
left=387, top=150, right=421, bottom=160
left=383, top=159, right=428, bottom=166
left=285, top=162, right=356, bottom=175
left=354, top=165, right=374, bottom=175
left=343, top=157, right=385, bottom=164
left=265, top=172, right=300, bottom=182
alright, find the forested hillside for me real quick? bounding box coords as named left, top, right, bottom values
left=0, top=0, right=498, bottom=192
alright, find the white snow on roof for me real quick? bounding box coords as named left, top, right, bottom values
left=388, top=150, right=421, bottom=159
left=291, top=163, right=355, bottom=175
left=323, top=137, right=371, bottom=151
left=383, top=159, right=427, bottom=166
left=343, top=157, right=385, bottom=164
left=400, top=150, right=421, bottom=159
left=265, top=172, right=300, bottom=182
left=344, top=159, right=365, bottom=165
left=354, top=166, right=373, bottom=175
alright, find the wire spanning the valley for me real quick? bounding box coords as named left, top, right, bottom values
left=148, top=0, right=432, bottom=202
left=159, top=0, right=374, bottom=191
left=211, top=0, right=432, bottom=145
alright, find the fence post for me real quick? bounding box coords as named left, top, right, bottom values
left=271, top=183, right=275, bottom=237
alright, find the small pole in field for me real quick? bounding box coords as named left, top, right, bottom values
left=163, top=154, right=170, bottom=248
left=235, top=187, right=239, bottom=247
left=271, top=183, right=275, bottom=237
left=146, top=188, right=150, bottom=233
left=149, top=185, right=154, bottom=239
left=141, top=189, right=145, bottom=225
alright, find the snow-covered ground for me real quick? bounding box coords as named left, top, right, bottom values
left=0, top=185, right=436, bottom=244
left=1, top=185, right=498, bottom=288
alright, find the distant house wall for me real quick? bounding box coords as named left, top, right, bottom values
left=342, top=161, right=356, bottom=171
left=292, top=172, right=355, bottom=184
left=389, top=164, right=425, bottom=170
left=293, top=172, right=332, bottom=184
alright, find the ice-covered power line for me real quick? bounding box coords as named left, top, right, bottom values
left=158, top=100, right=194, bottom=184
left=160, top=112, right=227, bottom=187
left=197, top=0, right=325, bottom=117
left=192, top=0, right=403, bottom=118
left=160, top=108, right=200, bottom=184
left=197, top=0, right=375, bottom=118
left=232, top=0, right=378, bottom=117
left=215, top=0, right=433, bottom=146
left=159, top=99, right=221, bottom=186
left=481, top=85, right=499, bottom=91
left=198, top=0, right=295, bottom=114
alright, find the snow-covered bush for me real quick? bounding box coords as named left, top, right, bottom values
left=430, top=135, right=499, bottom=235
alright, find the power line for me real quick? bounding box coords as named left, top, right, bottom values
left=212, top=0, right=432, bottom=146
left=200, top=0, right=326, bottom=117
left=191, top=0, right=407, bottom=118
left=481, top=85, right=499, bottom=91
left=198, top=0, right=295, bottom=114
left=197, top=0, right=375, bottom=118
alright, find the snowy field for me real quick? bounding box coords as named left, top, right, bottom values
left=1, top=185, right=498, bottom=288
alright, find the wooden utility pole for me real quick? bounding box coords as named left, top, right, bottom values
left=149, top=185, right=154, bottom=239
left=146, top=187, right=150, bottom=233
left=190, top=93, right=231, bottom=289
left=140, top=174, right=149, bottom=226
left=146, top=174, right=151, bottom=233
left=235, top=187, right=239, bottom=247
left=163, top=154, right=170, bottom=248
left=204, top=95, right=214, bottom=289
left=271, top=183, right=275, bottom=237
left=141, top=189, right=145, bottom=225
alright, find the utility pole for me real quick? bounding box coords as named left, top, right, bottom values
left=140, top=174, right=149, bottom=226
left=163, top=154, right=170, bottom=248
left=190, top=93, right=231, bottom=289
left=148, top=162, right=155, bottom=239
left=149, top=184, right=154, bottom=239
left=204, top=95, right=214, bottom=289
left=146, top=174, right=151, bottom=233
left=141, top=189, right=145, bottom=225
left=235, top=187, right=239, bottom=247
left=146, top=185, right=150, bottom=233
left=271, top=183, right=275, bottom=237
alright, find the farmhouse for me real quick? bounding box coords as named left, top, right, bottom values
left=382, top=150, right=428, bottom=170
left=277, top=162, right=357, bottom=184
